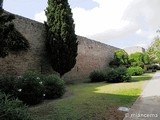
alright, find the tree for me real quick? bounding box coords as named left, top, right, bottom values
left=142, top=53, right=150, bottom=65
left=45, top=0, right=78, bottom=77
left=0, top=11, right=29, bottom=58
left=129, top=52, right=144, bottom=63
left=128, top=52, right=150, bottom=68
left=147, top=36, right=160, bottom=64
left=114, top=50, right=129, bottom=65
left=110, top=50, right=129, bottom=67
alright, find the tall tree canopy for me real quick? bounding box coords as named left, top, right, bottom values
left=129, top=52, right=150, bottom=68
left=109, top=50, right=129, bottom=67
left=114, top=50, right=129, bottom=65
left=147, top=36, right=160, bottom=63
left=45, top=0, right=78, bottom=76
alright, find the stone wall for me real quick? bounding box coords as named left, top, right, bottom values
left=0, top=11, right=119, bottom=82
left=63, top=36, right=119, bottom=82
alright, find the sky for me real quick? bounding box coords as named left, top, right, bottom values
left=3, top=0, right=160, bottom=49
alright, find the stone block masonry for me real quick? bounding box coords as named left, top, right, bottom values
left=0, top=11, right=119, bottom=82
left=63, top=36, right=119, bottom=82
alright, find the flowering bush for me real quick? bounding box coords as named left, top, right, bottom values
left=15, top=71, right=44, bottom=105
left=43, top=74, right=65, bottom=99
left=0, top=71, right=66, bottom=105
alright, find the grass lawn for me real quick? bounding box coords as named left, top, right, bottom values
left=30, top=73, right=153, bottom=120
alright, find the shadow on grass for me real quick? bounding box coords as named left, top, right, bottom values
left=30, top=72, right=155, bottom=119
left=30, top=83, right=140, bottom=120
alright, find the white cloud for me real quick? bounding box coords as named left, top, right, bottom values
left=72, top=0, right=133, bottom=36
left=34, top=11, right=46, bottom=23
left=33, top=0, right=160, bottom=48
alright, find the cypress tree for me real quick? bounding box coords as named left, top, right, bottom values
left=46, top=0, right=78, bottom=77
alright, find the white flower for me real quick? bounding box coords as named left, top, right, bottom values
left=17, top=76, right=22, bottom=79
left=18, top=89, right=22, bottom=92
left=39, top=81, right=43, bottom=85
left=37, top=77, right=40, bottom=80
left=43, top=94, right=45, bottom=97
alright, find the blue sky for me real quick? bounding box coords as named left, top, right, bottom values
left=3, top=0, right=160, bottom=49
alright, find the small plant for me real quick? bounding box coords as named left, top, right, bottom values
left=127, top=66, right=144, bottom=76
left=0, top=92, right=32, bottom=120
left=43, top=74, right=65, bottom=99
left=0, top=75, right=17, bottom=95
left=89, top=70, right=106, bottom=82
left=15, top=71, right=44, bottom=105
left=105, top=67, right=131, bottom=83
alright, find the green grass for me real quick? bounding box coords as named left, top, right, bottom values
left=30, top=73, right=153, bottom=120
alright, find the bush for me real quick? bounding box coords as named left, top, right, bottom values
left=152, top=65, right=158, bottom=70
left=0, top=75, right=17, bottom=95
left=0, top=92, right=32, bottom=120
left=157, top=66, right=160, bottom=70
left=147, top=65, right=160, bottom=71
left=127, top=66, right=144, bottom=76
left=15, top=71, right=44, bottom=105
left=152, top=69, right=157, bottom=72
left=130, top=61, right=144, bottom=68
left=43, top=74, right=65, bottom=99
left=89, top=70, right=106, bottom=82
left=105, top=67, right=131, bottom=83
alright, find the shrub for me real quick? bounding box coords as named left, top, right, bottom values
left=89, top=70, right=106, bottom=82
left=105, top=67, right=131, bottom=83
left=152, top=65, right=158, bottom=70
left=130, top=61, right=144, bottom=68
left=0, top=75, right=17, bottom=95
left=157, top=66, right=160, bottom=70
left=152, top=69, right=157, bottom=72
left=43, top=74, right=65, bottom=99
left=0, top=92, right=32, bottom=120
left=15, top=71, right=44, bottom=105
left=127, top=66, right=144, bottom=76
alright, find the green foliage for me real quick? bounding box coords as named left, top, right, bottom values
left=45, top=0, right=78, bottom=76
left=148, top=65, right=158, bottom=70
left=15, top=71, right=44, bottom=105
left=89, top=70, right=106, bottom=82
left=0, top=12, right=29, bottom=58
left=0, top=92, right=32, bottom=120
left=129, top=52, right=143, bottom=63
left=129, top=52, right=150, bottom=68
left=0, top=71, right=66, bottom=105
left=127, top=66, right=144, bottom=76
left=130, top=61, right=144, bottom=68
left=113, top=50, right=129, bottom=66
left=105, top=67, right=131, bottom=83
left=143, top=53, right=150, bottom=65
left=0, top=75, right=17, bottom=95
left=90, top=67, right=131, bottom=83
left=147, top=65, right=159, bottom=72
left=109, top=59, right=121, bottom=68
left=147, top=36, right=160, bottom=64
left=43, top=74, right=65, bottom=99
